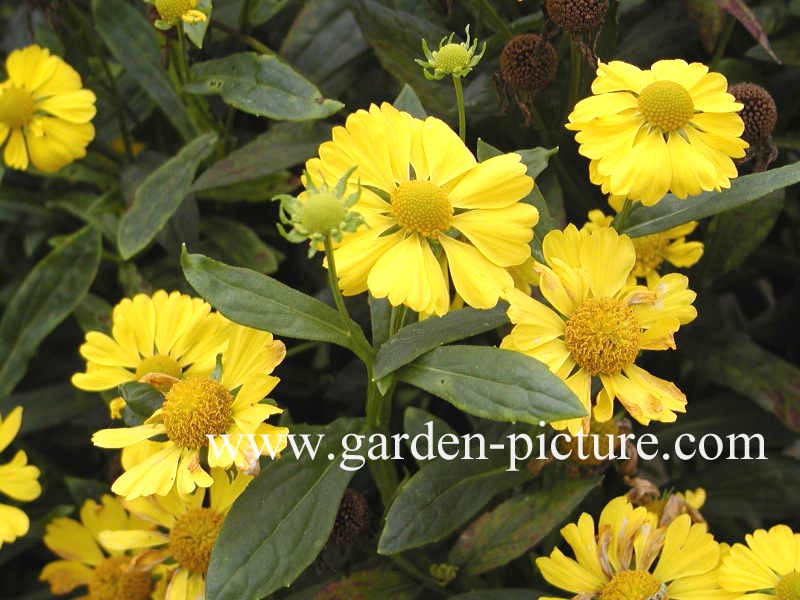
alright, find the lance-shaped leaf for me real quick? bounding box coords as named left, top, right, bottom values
left=373, top=305, right=508, bottom=380
left=0, top=227, right=100, bottom=398
left=92, top=0, right=194, bottom=139
left=206, top=419, right=363, bottom=600
left=712, top=0, right=779, bottom=63
left=314, top=569, right=418, bottom=600
left=396, top=346, right=586, bottom=426
left=378, top=444, right=530, bottom=554
left=118, top=133, right=217, bottom=259
left=620, top=162, right=800, bottom=237
left=185, top=52, right=343, bottom=121
left=181, top=249, right=370, bottom=358
left=449, top=478, right=601, bottom=575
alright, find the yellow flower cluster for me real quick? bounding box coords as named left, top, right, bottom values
left=36, top=290, right=288, bottom=599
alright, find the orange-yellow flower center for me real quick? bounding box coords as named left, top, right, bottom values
left=0, top=84, right=35, bottom=129
left=155, top=0, right=196, bottom=21
left=600, top=570, right=665, bottom=600
left=631, top=233, right=670, bottom=278
left=169, top=507, right=225, bottom=575
left=777, top=571, right=800, bottom=600
left=638, top=80, right=694, bottom=132
left=87, top=555, right=152, bottom=600
left=161, top=377, right=233, bottom=448
left=134, top=354, right=182, bottom=380
left=564, top=297, right=641, bottom=375
left=433, top=43, right=471, bottom=74
left=390, top=180, right=453, bottom=238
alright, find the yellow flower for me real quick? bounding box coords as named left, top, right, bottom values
left=72, top=290, right=229, bottom=393
left=501, top=225, right=697, bottom=434
left=0, top=406, right=41, bottom=549
left=0, top=44, right=95, bottom=172
left=567, top=59, right=748, bottom=206
left=154, top=0, right=208, bottom=26
left=536, top=496, right=728, bottom=600
left=99, top=469, right=251, bottom=600
left=583, top=207, right=704, bottom=285
left=304, top=103, right=538, bottom=316
left=718, top=524, right=800, bottom=599
left=92, top=323, right=288, bottom=499
left=40, top=495, right=158, bottom=599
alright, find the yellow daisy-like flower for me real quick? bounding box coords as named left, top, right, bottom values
left=0, top=406, right=41, bottom=549
left=567, top=59, right=748, bottom=206
left=718, top=524, right=800, bottom=600
left=536, top=496, right=728, bottom=600
left=99, top=469, right=251, bottom=600
left=154, top=0, right=208, bottom=25
left=583, top=208, right=704, bottom=285
left=0, top=44, right=96, bottom=172
left=92, top=323, right=288, bottom=500
left=40, top=494, right=159, bottom=599
left=72, top=290, right=229, bottom=393
left=501, top=225, right=697, bottom=434
left=304, top=102, right=538, bottom=316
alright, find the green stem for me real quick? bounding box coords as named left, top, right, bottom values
left=565, top=40, right=581, bottom=121
left=453, top=76, right=467, bottom=142
left=210, top=19, right=274, bottom=55
left=284, top=341, right=320, bottom=358
left=710, top=15, right=735, bottom=70
left=174, top=24, right=191, bottom=84
left=365, top=374, right=399, bottom=507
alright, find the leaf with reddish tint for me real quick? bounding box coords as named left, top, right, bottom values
left=712, top=0, right=780, bottom=62
left=695, top=335, right=800, bottom=432
left=314, top=569, right=418, bottom=600
left=448, top=478, right=600, bottom=575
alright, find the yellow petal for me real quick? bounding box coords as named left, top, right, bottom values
left=111, top=443, right=182, bottom=500
left=43, top=516, right=105, bottom=565
left=39, top=559, right=93, bottom=594
left=98, top=529, right=169, bottom=552
left=78, top=330, right=141, bottom=367
left=421, top=116, right=476, bottom=186
left=591, top=60, right=647, bottom=94
left=579, top=227, right=635, bottom=298
left=25, top=118, right=94, bottom=173
left=71, top=364, right=134, bottom=391
left=0, top=503, right=30, bottom=548
left=0, top=450, right=41, bottom=501
left=453, top=203, right=538, bottom=267
left=92, top=424, right=164, bottom=449
left=439, top=236, right=513, bottom=310
left=333, top=228, right=402, bottom=296
left=0, top=406, right=23, bottom=453
left=448, top=153, right=532, bottom=209
left=37, top=89, right=96, bottom=123
left=4, top=128, right=29, bottom=170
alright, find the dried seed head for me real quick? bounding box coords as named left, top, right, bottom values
left=499, top=34, right=558, bottom=91
left=728, top=82, right=777, bottom=143
left=329, top=488, right=369, bottom=546
left=546, top=0, right=609, bottom=33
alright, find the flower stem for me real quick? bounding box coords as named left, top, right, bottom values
left=174, top=24, right=191, bottom=84
left=710, top=15, right=735, bottom=70
left=611, top=198, right=634, bottom=231
left=453, top=75, right=467, bottom=142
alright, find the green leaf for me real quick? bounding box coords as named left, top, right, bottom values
left=378, top=444, right=530, bottom=554
left=185, top=52, right=343, bottom=121
left=450, top=591, right=546, bottom=600
left=118, top=132, right=217, bottom=259
left=396, top=346, right=586, bottom=426
left=620, top=162, right=800, bottom=237
left=712, top=0, right=779, bottom=62
left=694, top=334, right=800, bottom=432
left=313, top=569, right=418, bottom=600
left=393, top=84, right=427, bottom=119
left=120, top=382, right=164, bottom=417
left=403, top=406, right=456, bottom=465
left=0, top=385, right=95, bottom=434
left=206, top=418, right=363, bottom=600
left=0, top=227, right=100, bottom=398
left=698, top=190, right=784, bottom=280
left=48, top=191, right=120, bottom=243
left=516, top=146, right=558, bottom=180
left=184, top=0, right=212, bottom=48
left=449, top=478, right=600, bottom=574
left=248, top=0, right=292, bottom=25
left=373, top=305, right=508, bottom=380
left=199, top=217, right=283, bottom=275
left=92, top=0, right=194, bottom=139
left=369, top=295, right=392, bottom=348
left=181, top=250, right=369, bottom=355
left=192, top=122, right=330, bottom=191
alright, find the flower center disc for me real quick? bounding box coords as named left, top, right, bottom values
left=155, top=0, right=195, bottom=21
left=298, top=191, right=347, bottom=235
left=777, top=571, right=800, bottom=600
left=161, top=377, right=233, bottom=448
left=135, top=354, right=183, bottom=380
left=390, top=180, right=453, bottom=238
left=169, top=507, right=225, bottom=575
left=564, top=297, right=641, bottom=375
left=631, top=233, right=670, bottom=278
left=638, top=80, right=694, bottom=132
left=600, top=570, right=665, bottom=600
left=434, top=43, right=471, bottom=73
left=88, top=556, right=152, bottom=600
left=0, top=85, right=34, bottom=128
